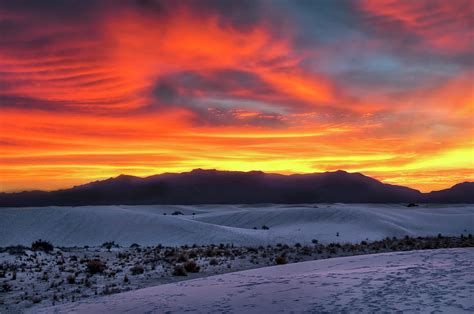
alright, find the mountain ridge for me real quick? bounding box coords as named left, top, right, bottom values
left=0, top=169, right=472, bottom=206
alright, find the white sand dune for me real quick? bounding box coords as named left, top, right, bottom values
left=0, top=204, right=472, bottom=247
left=33, top=248, right=474, bottom=313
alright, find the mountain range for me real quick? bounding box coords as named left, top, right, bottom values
left=0, top=169, right=473, bottom=207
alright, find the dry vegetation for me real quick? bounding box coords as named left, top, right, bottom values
left=0, top=235, right=472, bottom=312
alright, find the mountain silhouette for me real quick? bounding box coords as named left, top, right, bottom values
left=0, top=169, right=472, bottom=206
left=422, top=182, right=474, bottom=203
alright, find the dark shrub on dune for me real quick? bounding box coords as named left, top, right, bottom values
left=275, top=255, right=287, bottom=265
left=172, top=264, right=187, bottom=276
left=67, top=274, right=76, bottom=284
left=102, top=241, right=118, bottom=250
left=1, top=282, right=12, bottom=292
left=6, top=245, right=27, bottom=255
left=31, top=239, right=54, bottom=252
left=184, top=260, right=200, bottom=273
left=87, top=259, right=106, bottom=274
left=130, top=265, right=145, bottom=275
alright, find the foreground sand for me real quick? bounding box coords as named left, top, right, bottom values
left=1, top=236, right=472, bottom=312
left=33, top=248, right=474, bottom=313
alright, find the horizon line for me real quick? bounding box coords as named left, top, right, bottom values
left=1, top=168, right=471, bottom=194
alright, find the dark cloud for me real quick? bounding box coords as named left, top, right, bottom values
left=191, top=107, right=286, bottom=127
left=0, top=0, right=471, bottom=122
left=152, top=69, right=277, bottom=105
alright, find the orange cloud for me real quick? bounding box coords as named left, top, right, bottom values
left=359, top=0, right=473, bottom=53
left=0, top=1, right=472, bottom=193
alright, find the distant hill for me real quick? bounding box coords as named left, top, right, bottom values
left=0, top=169, right=472, bottom=206
left=422, top=182, right=474, bottom=203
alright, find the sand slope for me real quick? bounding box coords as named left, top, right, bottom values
left=33, top=248, right=474, bottom=313
left=1, top=204, right=473, bottom=246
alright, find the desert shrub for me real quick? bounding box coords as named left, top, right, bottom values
left=102, top=241, right=117, bottom=250
left=205, top=247, right=217, bottom=257
left=84, top=276, right=91, bottom=288
left=406, top=203, right=418, bottom=207
left=177, top=254, right=188, bottom=263
left=130, top=243, right=140, bottom=248
left=117, top=252, right=128, bottom=259
left=171, top=211, right=184, bottom=215
left=67, top=275, right=75, bottom=284
left=130, top=265, right=144, bottom=275
left=247, top=247, right=258, bottom=254
left=184, top=260, right=200, bottom=273
left=209, top=258, right=218, bottom=266
left=6, top=245, right=27, bottom=256
left=422, top=243, right=433, bottom=250
left=294, top=243, right=302, bottom=248
left=31, top=240, right=54, bottom=252
left=86, top=259, right=106, bottom=275
left=172, top=264, right=187, bottom=276
left=262, top=225, right=270, bottom=230
left=102, top=284, right=120, bottom=295
left=124, top=275, right=129, bottom=283
left=275, top=255, right=287, bottom=265
left=1, top=282, right=11, bottom=292
left=32, top=296, right=42, bottom=304
left=311, top=239, right=319, bottom=244
left=403, top=236, right=415, bottom=246
left=188, top=250, right=198, bottom=259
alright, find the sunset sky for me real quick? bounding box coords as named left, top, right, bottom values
left=0, top=0, right=472, bottom=192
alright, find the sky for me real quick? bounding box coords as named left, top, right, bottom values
left=0, top=0, right=472, bottom=192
